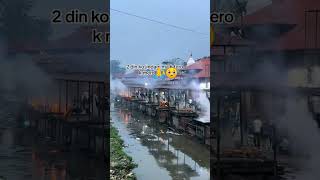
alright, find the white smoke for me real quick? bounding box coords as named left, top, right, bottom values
left=110, top=76, right=127, bottom=97
left=0, top=40, right=53, bottom=98
left=197, top=90, right=210, bottom=123
left=278, top=96, right=320, bottom=180
left=189, top=81, right=210, bottom=123
left=256, top=61, right=320, bottom=180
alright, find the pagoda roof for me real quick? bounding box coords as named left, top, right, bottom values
left=186, top=57, right=210, bottom=78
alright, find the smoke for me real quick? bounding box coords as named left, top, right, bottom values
left=280, top=96, right=320, bottom=180
left=213, top=0, right=320, bottom=178
left=189, top=81, right=210, bottom=123
left=2, top=56, right=53, bottom=93
left=196, top=90, right=210, bottom=123
left=110, top=70, right=164, bottom=95
left=248, top=55, right=288, bottom=89
left=255, top=60, right=320, bottom=180
left=0, top=39, right=56, bottom=121
left=0, top=41, right=54, bottom=99
left=110, top=76, right=127, bottom=97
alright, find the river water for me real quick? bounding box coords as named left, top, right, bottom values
left=111, top=106, right=210, bottom=180
left=0, top=94, right=105, bottom=180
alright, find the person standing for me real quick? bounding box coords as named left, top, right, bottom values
left=253, top=116, right=263, bottom=147
left=262, top=121, right=274, bottom=150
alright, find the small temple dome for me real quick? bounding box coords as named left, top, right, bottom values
left=186, top=53, right=195, bottom=66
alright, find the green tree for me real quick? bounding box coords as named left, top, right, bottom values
left=110, top=60, right=126, bottom=76
left=162, top=58, right=186, bottom=66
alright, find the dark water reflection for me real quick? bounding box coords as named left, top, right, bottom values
left=0, top=97, right=105, bottom=180
left=111, top=107, right=210, bottom=180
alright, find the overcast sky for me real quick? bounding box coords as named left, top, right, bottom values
left=110, top=0, right=210, bottom=65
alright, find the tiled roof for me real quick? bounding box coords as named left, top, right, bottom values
left=186, top=57, right=210, bottom=78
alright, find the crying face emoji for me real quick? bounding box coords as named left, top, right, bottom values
left=165, top=67, right=177, bottom=79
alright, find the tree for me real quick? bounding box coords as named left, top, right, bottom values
left=110, top=60, right=126, bottom=77
left=162, top=58, right=186, bottom=66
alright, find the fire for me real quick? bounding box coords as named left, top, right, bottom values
left=49, top=103, right=60, bottom=113
left=30, top=98, right=61, bottom=113
left=119, top=91, right=131, bottom=98
left=160, top=101, right=169, bottom=108
left=30, top=99, right=45, bottom=111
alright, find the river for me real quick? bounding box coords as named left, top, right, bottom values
left=111, top=106, right=210, bottom=180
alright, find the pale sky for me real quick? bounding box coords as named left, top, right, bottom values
left=110, top=0, right=210, bottom=65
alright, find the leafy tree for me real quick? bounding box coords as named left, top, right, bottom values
left=162, top=58, right=186, bottom=66
left=110, top=60, right=126, bottom=76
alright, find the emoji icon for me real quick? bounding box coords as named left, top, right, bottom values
left=156, top=67, right=161, bottom=77
left=166, top=67, right=177, bottom=79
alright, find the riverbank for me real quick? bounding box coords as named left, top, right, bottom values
left=111, top=108, right=210, bottom=180
left=110, top=126, right=137, bottom=180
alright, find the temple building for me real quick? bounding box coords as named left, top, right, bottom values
left=211, top=0, right=320, bottom=177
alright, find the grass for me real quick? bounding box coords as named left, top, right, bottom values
left=110, top=126, right=137, bottom=180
